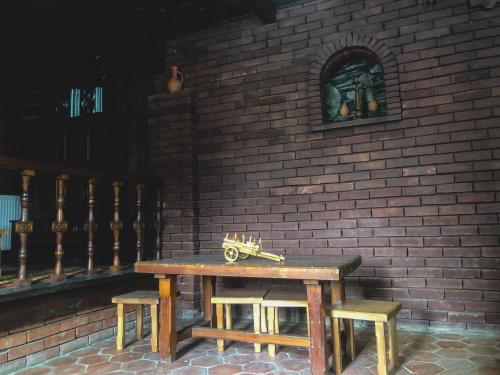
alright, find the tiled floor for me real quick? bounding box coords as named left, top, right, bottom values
left=11, top=323, right=500, bottom=374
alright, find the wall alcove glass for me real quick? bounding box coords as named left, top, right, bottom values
left=322, top=48, right=387, bottom=124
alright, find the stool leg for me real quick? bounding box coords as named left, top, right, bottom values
left=306, top=307, right=310, bottom=337
left=332, top=317, right=342, bottom=375
left=274, top=307, right=279, bottom=353
left=375, top=321, right=388, bottom=375
left=225, top=304, right=232, bottom=330
left=260, top=305, right=267, bottom=333
left=267, top=306, right=276, bottom=356
left=136, top=304, right=143, bottom=341
left=150, top=304, right=158, bottom=352
left=345, top=319, right=355, bottom=361
left=388, top=318, right=399, bottom=368
left=253, top=303, right=262, bottom=353
left=116, top=303, right=125, bottom=351
left=216, top=303, right=224, bottom=352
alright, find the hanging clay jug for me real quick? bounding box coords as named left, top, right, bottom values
left=368, top=98, right=378, bottom=112
left=167, top=66, right=184, bottom=93
left=340, top=102, right=350, bottom=117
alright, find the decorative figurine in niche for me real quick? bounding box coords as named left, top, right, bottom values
left=323, top=53, right=386, bottom=123
left=222, top=233, right=285, bottom=262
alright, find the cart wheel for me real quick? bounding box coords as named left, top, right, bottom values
left=224, top=247, right=239, bottom=262
left=240, top=253, right=250, bottom=260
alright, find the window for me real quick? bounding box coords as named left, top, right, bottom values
left=56, top=87, right=103, bottom=119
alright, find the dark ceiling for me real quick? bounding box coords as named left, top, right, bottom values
left=0, top=0, right=303, bottom=78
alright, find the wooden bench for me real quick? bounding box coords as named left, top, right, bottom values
left=331, top=300, right=402, bottom=375
left=261, top=289, right=309, bottom=356
left=211, top=288, right=269, bottom=352
left=112, top=290, right=159, bottom=352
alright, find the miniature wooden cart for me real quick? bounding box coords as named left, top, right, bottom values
left=222, top=233, right=285, bottom=262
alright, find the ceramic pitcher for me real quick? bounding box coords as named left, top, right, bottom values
left=167, top=66, right=184, bottom=93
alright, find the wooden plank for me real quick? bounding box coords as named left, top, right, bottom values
left=191, top=327, right=310, bottom=347
left=202, top=276, right=215, bottom=327
left=331, top=300, right=402, bottom=322
left=159, top=276, right=176, bottom=361
left=112, top=290, right=159, bottom=305
left=306, top=282, right=327, bottom=375
left=136, top=255, right=361, bottom=281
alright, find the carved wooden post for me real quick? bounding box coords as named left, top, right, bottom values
left=14, top=169, right=36, bottom=286
left=154, top=183, right=163, bottom=260
left=50, top=174, right=69, bottom=282
left=110, top=180, right=123, bottom=272
left=134, top=184, right=145, bottom=262
left=86, top=178, right=97, bottom=274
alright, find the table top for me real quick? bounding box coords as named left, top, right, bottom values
left=135, top=254, right=361, bottom=281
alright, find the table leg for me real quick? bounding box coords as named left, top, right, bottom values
left=331, top=280, right=348, bottom=374
left=306, top=281, right=327, bottom=375
left=159, top=275, right=176, bottom=361
left=202, top=276, right=215, bottom=327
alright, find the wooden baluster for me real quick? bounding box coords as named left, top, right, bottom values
left=50, top=174, right=69, bottom=282
left=86, top=178, right=97, bottom=274
left=14, top=170, right=36, bottom=286
left=133, top=184, right=145, bottom=262
left=110, top=180, right=123, bottom=272
left=154, top=183, right=163, bottom=260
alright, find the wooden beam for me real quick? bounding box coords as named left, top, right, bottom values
left=191, top=327, right=310, bottom=347
left=251, top=0, right=277, bottom=23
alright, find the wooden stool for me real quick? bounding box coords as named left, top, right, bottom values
left=211, top=288, right=269, bottom=352
left=112, top=290, right=159, bottom=352
left=331, top=300, right=402, bottom=375
left=261, top=289, right=309, bottom=356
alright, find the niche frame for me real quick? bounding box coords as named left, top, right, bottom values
left=308, top=33, right=402, bottom=131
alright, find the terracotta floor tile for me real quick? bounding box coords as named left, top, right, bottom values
left=51, top=364, right=86, bottom=375
left=207, top=364, right=242, bottom=375
left=78, top=354, right=111, bottom=365
left=190, top=356, right=224, bottom=368
left=84, top=361, right=121, bottom=375
left=241, top=361, right=278, bottom=373
left=68, top=347, right=101, bottom=358
left=404, top=361, right=445, bottom=374
left=121, top=360, right=156, bottom=372
left=110, top=352, right=144, bottom=363
left=14, top=367, right=51, bottom=375
left=44, top=357, right=78, bottom=368
left=10, top=326, right=500, bottom=375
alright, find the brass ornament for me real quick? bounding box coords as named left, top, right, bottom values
left=222, top=233, right=285, bottom=263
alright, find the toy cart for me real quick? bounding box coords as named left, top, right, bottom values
left=222, top=233, right=285, bottom=262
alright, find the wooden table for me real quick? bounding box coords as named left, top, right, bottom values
left=135, top=254, right=361, bottom=375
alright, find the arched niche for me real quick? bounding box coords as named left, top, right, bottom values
left=308, top=33, right=402, bottom=131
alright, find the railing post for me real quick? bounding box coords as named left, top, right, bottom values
left=86, top=178, right=97, bottom=274
left=110, top=180, right=123, bottom=272
left=134, top=184, right=145, bottom=262
left=50, top=174, right=69, bottom=282
left=154, top=183, right=163, bottom=260
left=14, top=169, right=35, bottom=286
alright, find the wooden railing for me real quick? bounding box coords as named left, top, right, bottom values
left=0, top=156, right=163, bottom=287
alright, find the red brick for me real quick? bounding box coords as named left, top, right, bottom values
left=8, top=340, right=44, bottom=361
left=0, top=332, right=27, bottom=351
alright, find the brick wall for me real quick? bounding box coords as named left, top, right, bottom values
left=148, top=0, right=500, bottom=331
left=0, top=305, right=146, bottom=373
